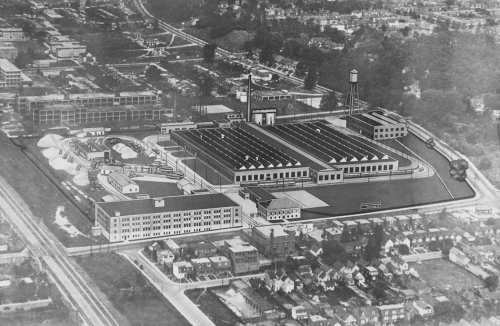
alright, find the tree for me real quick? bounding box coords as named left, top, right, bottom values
left=428, top=241, right=440, bottom=252
left=438, top=207, right=447, bottom=221
left=398, top=244, right=410, bottom=255
left=202, top=43, right=217, bottom=63
left=373, top=284, right=386, bottom=301
left=145, top=65, right=162, bottom=81
left=400, top=26, right=411, bottom=37
left=259, top=47, right=274, bottom=64
left=340, top=227, right=351, bottom=243
left=152, top=249, right=158, bottom=262
left=320, top=91, right=338, bottom=112
left=304, top=66, right=317, bottom=90
left=364, top=235, right=380, bottom=261
left=485, top=275, right=499, bottom=291
left=14, top=52, right=31, bottom=69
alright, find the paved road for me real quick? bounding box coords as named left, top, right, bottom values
left=122, top=250, right=264, bottom=326
left=0, top=178, right=120, bottom=326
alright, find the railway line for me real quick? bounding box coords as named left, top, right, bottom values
left=0, top=180, right=120, bottom=326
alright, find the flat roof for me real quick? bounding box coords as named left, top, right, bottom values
left=0, top=59, right=19, bottom=72
left=97, top=193, right=239, bottom=217
left=254, top=225, right=289, bottom=238
left=108, top=171, right=137, bottom=187
left=23, top=91, right=157, bottom=102
left=244, top=186, right=276, bottom=201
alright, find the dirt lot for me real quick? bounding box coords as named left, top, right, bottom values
left=185, top=287, right=241, bottom=326
left=76, top=252, right=191, bottom=326
left=410, top=259, right=484, bottom=292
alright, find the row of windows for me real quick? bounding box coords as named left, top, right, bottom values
left=343, top=164, right=393, bottom=173
left=374, top=133, right=403, bottom=139
left=236, top=170, right=308, bottom=182
left=318, top=174, right=341, bottom=181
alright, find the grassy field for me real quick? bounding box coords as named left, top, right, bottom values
left=185, top=287, right=241, bottom=326
left=75, top=253, right=191, bottom=326
left=0, top=134, right=94, bottom=247
left=410, top=259, right=483, bottom=292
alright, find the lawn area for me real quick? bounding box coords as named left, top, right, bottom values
left=0, top=134, right=94, bottom=247
left=410, top=259, right=484, bottom=292
left=185, top=287, right=241, bottom=326
left=75, top=253, right=191, bottom=326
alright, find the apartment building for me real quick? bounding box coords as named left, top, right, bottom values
left=224, top=238, right=259, bottom=273
left=0, top=59, right=20, bottom=87
left=95, top=194, right=241, bottom=242
left=247, top=225, right=295, bottom=258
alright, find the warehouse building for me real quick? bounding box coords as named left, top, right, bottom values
left=107, top=171, right=139, bottom=194
left=20, top=90, right=159, bottom=114
left=223, top=238, right=259, bottom=274
left=21, top=91, right=161, bottom=125
left=94, top=194, right=241, bottom=242
left=74, top=140, right=110, bottom=160
left=156, top=122, right=197, bottom=134
left=263, top=121, right=399, bottom=181
left=346, top=110, right=408, bottom=140
left=244, top=225, right=295, bottom=258
left=0, top=28, right=24, bottom=41
left=171, top=120, right=402, bottom=186
left=171, top=126, right=310, bottom=184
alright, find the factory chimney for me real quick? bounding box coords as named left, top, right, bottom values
left=247, top=74, right=252, bottom=122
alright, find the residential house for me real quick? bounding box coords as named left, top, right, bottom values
left=172, top=261, right=194, bottom=279
left=334, top=309, right=357, bottom=326
left=190, top=258, right=213, bottom=276
left=412, top=300, right=434, bottom=318
left=391, top=255, right=408, bottom=272
left=324, top=227, right=343, bottom=242
left=460, top=290, right=482, bottom=307
left=314, top=264, right=332, bottom=286
left=291, top=305, right=308, bottom=320
left=209, top=256, right=231, bottom=275
left=338, top=240, right=363, bottom=257
left=310, top=244, right=323, bottom=257
left=309, top=315, right=338, bottom=326
left=381, top=235, right=395, bottom=253
left=164, top=239, right=181, bottom=254
left=377, top=304, right=406, bottom=325
left=449, top=247, right=470, bottom=266
left=348, top=306, right=380, bottom=326
left=352, top=270, right=365, bottom=284
left=158, top=249, right=175, bottom=265
left=395, top=234, right=411, bottom=249
left=193, top=242, right=218, bottom=257
left=408, top=280, right=433, bottom=296
left=296, top=265, right=313, bottom=285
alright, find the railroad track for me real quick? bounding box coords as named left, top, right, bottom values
left=0, top=182, right=120, bottom=326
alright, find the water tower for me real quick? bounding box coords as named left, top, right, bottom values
left=345, top=69, right=360, bottom=115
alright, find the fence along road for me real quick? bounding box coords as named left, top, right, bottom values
left=0, top=179, right=120, bottom=326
